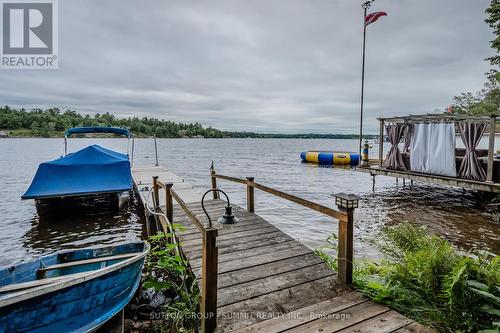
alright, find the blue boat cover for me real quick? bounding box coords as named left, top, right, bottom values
left=65, top=127, right=131, bottom=138
left=22, top=145, right=132, bottom=199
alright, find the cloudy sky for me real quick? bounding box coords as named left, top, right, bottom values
left=0, top=0, right=494, bottom=133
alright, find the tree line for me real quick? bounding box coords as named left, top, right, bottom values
left=0, top=106, right=374, bottom=139
left=0, top=106, right=225, bottom=138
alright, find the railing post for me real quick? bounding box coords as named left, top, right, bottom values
left=210, top=162, right=220, bottom=199
left=379, top=119, right=384, bottom=168
left=486, top=114, right=496, bottom=182
left=201, top=228, right=218, bottom=333
left=334, top=193, right=359, bottom=285
left=165, top=182, right=173, bottom=224
left=152, top=176, right=160, bottom=209
left=246, top=177, right=255, bottom=213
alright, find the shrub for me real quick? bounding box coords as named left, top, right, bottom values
left=318, top=222, right=500, bottom=332
left=143, top=227, right=200, bottom=332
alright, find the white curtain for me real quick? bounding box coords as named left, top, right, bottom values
left=410, top=122, right=457, bottom=177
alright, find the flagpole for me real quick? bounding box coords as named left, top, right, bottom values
left=359, top=0, right=373, bottom=163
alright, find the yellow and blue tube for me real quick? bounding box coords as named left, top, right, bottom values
left=300, top=151, right=360, bottom=166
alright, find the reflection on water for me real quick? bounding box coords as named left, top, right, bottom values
left=0, top=138, right=498, bottom=266
left=19, top=194, right=146, bottom=266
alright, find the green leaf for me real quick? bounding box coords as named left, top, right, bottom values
left=143, top=279, right=173, bottom=291
left=480, top=304, right=500, bottom=317
left=468, top=280, right=489, bottom=291
left=470, top=288, right=500, bottom=306
left=172, top=223, right=186, bottom=231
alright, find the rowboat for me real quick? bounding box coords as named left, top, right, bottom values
left=21, top=127, right=134, bottom=215
left=0, top=242, right=149, bottom=332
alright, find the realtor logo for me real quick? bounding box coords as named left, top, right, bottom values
left=1, top=0, right=58, bottom=69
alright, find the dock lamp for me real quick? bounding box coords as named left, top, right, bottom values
left=201, top=188, right=239, bottom=228
left=333, top=192, right=360, bottom=285
left=333, top=193, right=360, bottom=210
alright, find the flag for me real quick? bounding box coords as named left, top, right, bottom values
left=365, top=11, right=387, bottom=26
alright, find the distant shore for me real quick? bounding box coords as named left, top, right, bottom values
left=0, top=107, right=377, bottom=139
left=0, top=130, right=377, bottom=139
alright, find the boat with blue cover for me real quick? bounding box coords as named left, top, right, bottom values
left=22, top=127, right=134, bottom=215
left=0, top=242, right=148, bottom=332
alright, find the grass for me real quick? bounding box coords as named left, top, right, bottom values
left=316, top=222, right=500, bottom=332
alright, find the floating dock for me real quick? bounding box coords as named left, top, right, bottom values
left=364, top=113, right=500, bottom=193
left=358, top=164, right=500, bottom=193
left=131, top=165, right=433, bottom=332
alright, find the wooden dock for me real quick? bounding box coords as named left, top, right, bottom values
left=131, top=165, right=434, bottom=333
left=132, top=166, right=202, bottom=207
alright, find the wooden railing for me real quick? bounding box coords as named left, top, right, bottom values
left=150, top=166, right=359, bottom=333
left=152, top=177, right=218, bottom=333
left=209, top=163, right=358, bottom=285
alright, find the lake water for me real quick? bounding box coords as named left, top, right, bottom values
left=0, top=138, right=498, bottom=266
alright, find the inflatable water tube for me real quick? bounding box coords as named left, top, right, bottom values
left=300, top=151, right=359, bottom=166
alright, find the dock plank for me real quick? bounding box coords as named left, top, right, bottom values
left=188, top=241, right=308, bottom=269
left=285, top=301, right=390, bottom=333
left=337, top=310, right=413, bottom=333
left=217, top=262, right=335, bottom=307
left=217, top=276, right=348, bottom=332
left=393, top=322, right=435, bottom=333
left=194, top=253, right=324, bottom=287
left=231, top=291, right=368, bottom=333
left=180, top=225, right=279, bottom=245
left=182, top=232, right=294, bottom=260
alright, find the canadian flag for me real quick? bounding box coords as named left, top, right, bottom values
left=365, top=11, right=387, bottom=26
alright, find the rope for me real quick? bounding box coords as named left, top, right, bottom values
left=144, top=188, right=180, bottom=254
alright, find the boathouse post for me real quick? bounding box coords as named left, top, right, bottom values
left=165, top=182, right=173, bottom=224
left=210, top=162, right=220, bottom=200
left=334, top=193, right=359, bottom=285
left=152, top=176, right=160, bottom=209
left=246, top=177, right=255, bottom=212
left=201, top=227, right=218, bottom=333
left=361, top=141, right=370, bottom=166
left=487, top=114, right=496, bottom=182
left=378, top=119, right=384, bottom=168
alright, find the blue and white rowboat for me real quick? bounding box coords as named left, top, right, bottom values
left=0, top=242, right=149, bottom=332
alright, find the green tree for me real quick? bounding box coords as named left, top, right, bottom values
left=486, top=0, right=500, bottom=70
left=452, top=1, right=500, bottom=115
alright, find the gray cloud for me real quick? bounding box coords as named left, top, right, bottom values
left=0, top=0, right=494, bottom=133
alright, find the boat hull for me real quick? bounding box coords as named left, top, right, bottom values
left=0, top=243, right=147, bottom=333
left=34, top=191, right=130, bottom=216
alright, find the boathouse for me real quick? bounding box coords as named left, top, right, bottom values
left=359, top=113, right=500, bottom=193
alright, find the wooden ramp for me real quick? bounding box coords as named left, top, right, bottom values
left=133, top=166, right=433, bottom=333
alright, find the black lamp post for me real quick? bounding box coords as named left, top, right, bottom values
left=201, top=188, right=239, bottom=228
